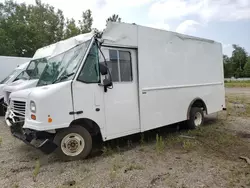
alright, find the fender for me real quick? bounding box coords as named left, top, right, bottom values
left=187, top=98, right=207, bottom=120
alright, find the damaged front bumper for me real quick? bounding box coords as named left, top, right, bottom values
left=11, top=128, right=57, bottom=154
left=8, top=110, right=58, bottom=154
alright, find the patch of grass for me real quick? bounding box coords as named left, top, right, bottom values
left=186, top=124, right=250, bottom=159
left=33, top=159, right=40, bottom=182
left=124, top=163, right=144, bottom=172
left=13, top=184, right=19, bottom=188
left=156, top=134, right=165, bottom=153
left=109, top=170, right=117, bottom=182
left=225, top=80, right=250, bottom=88
left=0, top=137, right=2, bottom=146
left=182, top=139, right=199, bottom=151
left=226, top=94, right=250, bottom=117
left=112, top=156, right=123, bottom=172
left=102, top=146, right=114, bottom=156
left=164, top=122, right=250, bottom=160
left=140, top=133, right=145, bottom=145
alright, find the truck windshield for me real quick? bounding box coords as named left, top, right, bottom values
left=16, top=58, right=47, bottom=80
left=37, top=40, right=91, bottom=86
left=0, top=70, right=16, bottom=84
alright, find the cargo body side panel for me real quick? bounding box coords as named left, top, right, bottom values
left=137, top=27, right=225, bottom=131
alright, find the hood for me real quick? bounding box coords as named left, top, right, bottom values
left=16, top=62, right=29, bottom=70
left=10, top=80, right=71, bottom=102
left=0, top=84, right=5, bottom=99
left=9, top=87, right=34, bottom=101
left=3, top=79, right=39, bottom=93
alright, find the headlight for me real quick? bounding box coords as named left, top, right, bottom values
left=30, top=101, right=36, bottom=113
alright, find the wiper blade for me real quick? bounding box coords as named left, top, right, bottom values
left=52, top=72, right=75, bottom=84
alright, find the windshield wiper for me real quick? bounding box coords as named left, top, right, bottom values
left=52, top=72, right=75, bottom=84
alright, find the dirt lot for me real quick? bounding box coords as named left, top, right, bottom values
left=1, top=89, right=250, bottom=188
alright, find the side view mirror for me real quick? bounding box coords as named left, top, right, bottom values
left=99, top=63, right=108, bottom=75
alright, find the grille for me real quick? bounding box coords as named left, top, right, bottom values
left=11, top=100, right=26, bottom=118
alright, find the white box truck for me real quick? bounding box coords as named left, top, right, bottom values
left=7, top=22, right=225, bottom=160
left=0, top=62, right=29, bottom=116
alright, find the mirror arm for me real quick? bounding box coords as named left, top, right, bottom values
left=98, top=83, right=108, bottom=92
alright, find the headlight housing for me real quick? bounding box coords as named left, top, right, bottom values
left=30, top=101, right=36, bottom=113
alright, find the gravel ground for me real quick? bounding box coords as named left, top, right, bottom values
left=1, top=91, right=250, bottom=188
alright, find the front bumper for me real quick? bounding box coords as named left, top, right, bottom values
left=10, top=123, right=58, bottom=154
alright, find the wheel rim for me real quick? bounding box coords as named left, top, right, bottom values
left=61, top=133, right=85, bottom=156
left=194, top=112, right=202, bottom=127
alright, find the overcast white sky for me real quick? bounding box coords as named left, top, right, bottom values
left=1, top=0, right=250, bottom=56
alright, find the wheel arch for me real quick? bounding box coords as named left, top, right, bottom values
left=69, top=118, right=104, bottom=141
left=187, top=98, right=207, bottom=120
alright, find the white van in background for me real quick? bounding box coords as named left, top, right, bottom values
left=7, top=22, right=225, bottom=160
left=0, top=62, right=29, bottom=116
left=0, top=56, right=31, bottom=81
left=3, top=43, right=57, bottom=106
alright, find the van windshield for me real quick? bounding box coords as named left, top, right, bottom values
left=37, top=40, right=91, bottom=86
left=16, top=58, right=47, bottom=80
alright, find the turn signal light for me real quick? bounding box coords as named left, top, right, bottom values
left=48, top=117, right=53, bottom=123
left=31, top=114, right=36, bottom=120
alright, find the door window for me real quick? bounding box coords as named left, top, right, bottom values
left=77, top=42, right=100, bottom=83
left=99, top=49, right=132, bottom=82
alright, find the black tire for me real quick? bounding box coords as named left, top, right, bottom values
left=187, top=107, right=204, bottom=129
left=54, top=126, right=92, bottom=161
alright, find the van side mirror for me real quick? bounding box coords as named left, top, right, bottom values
left=98, top=63, right=113, bottom=92
left=100, top=63, right=108, bottom=75
left=103, top=78, right=112, bottom=87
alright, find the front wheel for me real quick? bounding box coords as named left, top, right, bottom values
left=187, top=107, right=204, bottom=129
left=54, top=126, right=92, bottom=161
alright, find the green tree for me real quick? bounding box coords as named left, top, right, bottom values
left=244, top=57, right=250, bottom=77
left=0, top=0, right=66, bottom=57
left=231, top=44, right=248, bottom=75
left=79, top=9, right=93, bottom=33
left=223, top=55, right=234, bottom=78
left=64, top=18, right=80, bottom=39
left=106, top=14, right=121, bottom=25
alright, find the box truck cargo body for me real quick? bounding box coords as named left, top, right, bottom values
left=7, top=22, right=225, bottom=160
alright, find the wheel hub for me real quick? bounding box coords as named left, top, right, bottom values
left=194, top=112, right=202, bottom=127
left=61, top=133, right=85, bottom=156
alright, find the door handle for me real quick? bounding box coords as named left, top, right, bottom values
left=69, top=111, right=83, bottom=115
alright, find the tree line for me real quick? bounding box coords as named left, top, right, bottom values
left=224, top=45, right=250, bottom=78
left=0, top=0, right=121, bottom=57
left=1, top=1, right=249, bottom=78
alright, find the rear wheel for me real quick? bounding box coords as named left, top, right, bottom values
left=187, top=107, right=204, bottom=129
left=54, top=126, right=92, bottom=161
